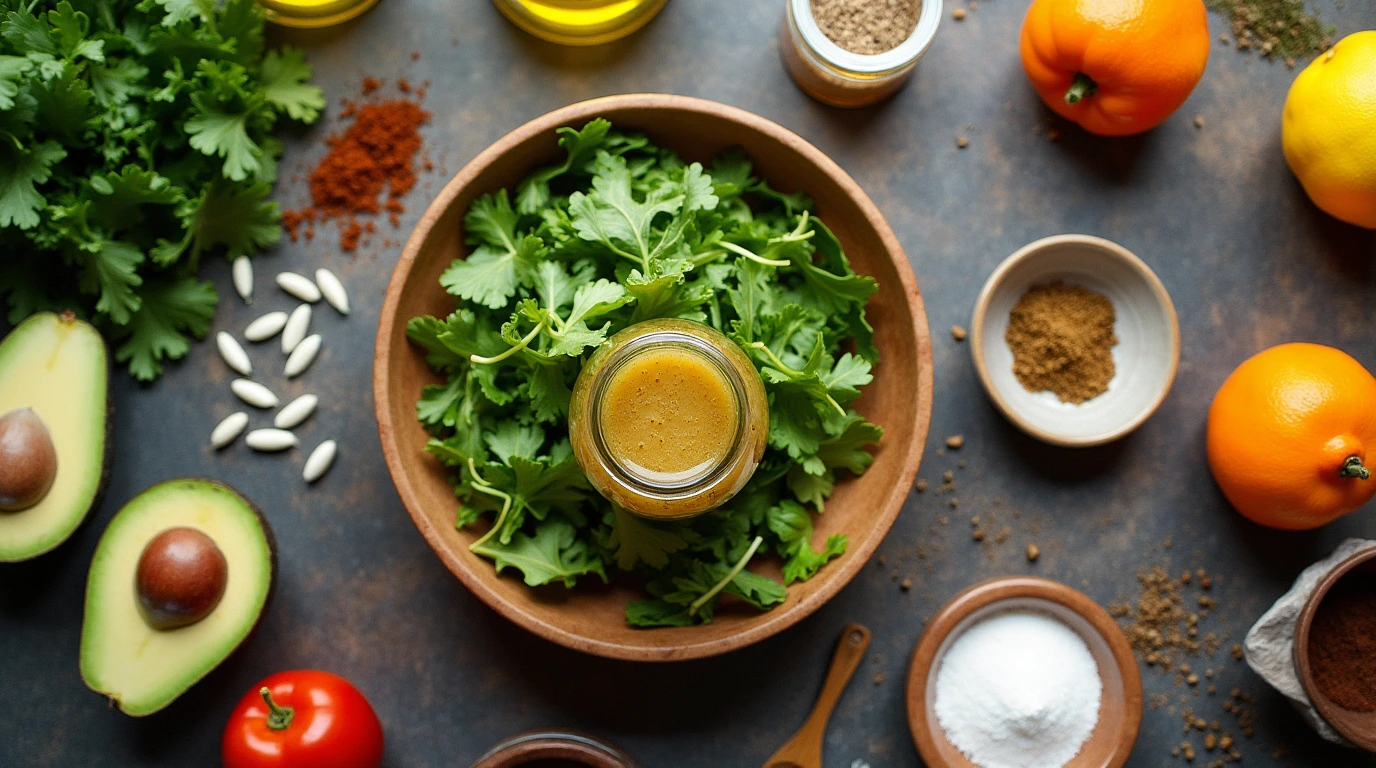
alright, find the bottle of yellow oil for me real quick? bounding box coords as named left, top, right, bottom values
left=260, top=0, right=382, bottom=28
left=492, top=0, right=668, bottom=45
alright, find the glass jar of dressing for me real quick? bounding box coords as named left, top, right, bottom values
left=569, top=319, right=768, bottom=521
left=780, top=0, right=941, bottom=108
left=491, top=0, right=668, bottom=46
left=260, top=0, right=381, bottom=27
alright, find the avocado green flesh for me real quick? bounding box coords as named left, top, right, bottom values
left=80, top=479, right=273, bottom=716
left=0, top=312, right=107, bottom=561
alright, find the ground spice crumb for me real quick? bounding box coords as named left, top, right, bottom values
left=873, top=673, right=885, bottom=685
left=1205, top=0, right=1334, bottom=62
left=949, top=498, right=959, bottom=508
left=1231, top=644, right=1243, bottom=660
left=1182, top=742, right=1195, bottom=761
left=1187, top=673, right=1199, bottom=686
left=361, top=77, right=381, bottom=94
left=970, top=516, right=980, bottom=526
left=811, top=0, right=920, bottom=55
left=410, top=50, right=421, bottom=60
left=900, top=578, right=913, bottom=591
left=398, top=77, right=411, bottom=93
left=939, top=516, right=948, bottom=525
left=972, top=529, right=985, bottom=542
left=1006, top=282, right=1117, bottom=403
left=946, top=435, right=965, bottom=449
left=953, top=7, right=966, bottom=20
left=877, top=555, right=887, bottom=566
left=943, top=471, right=954, bottom=483
left=969, top=1, right=977, bottom=8
left=1046, top=128, right=1061, bottom=142
left=957, top=459, right=966, bottom=468
left=956, top=135, right=969, bottom=148
left=951, top=325, right=967, bottom=341
left=915, top=479, right=928, bottom=492
left=1027, top=544, right=1040, bottom=561
left=1194, top=116, right=1205, bottom=129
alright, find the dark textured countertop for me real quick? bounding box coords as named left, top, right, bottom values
left=4, top=1, right=1376, bottom=766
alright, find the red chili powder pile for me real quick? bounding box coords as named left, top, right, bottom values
left=285, top=79, right=431, bottom=251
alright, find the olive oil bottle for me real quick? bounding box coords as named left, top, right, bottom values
left=492, top=0, right=668, bottom=45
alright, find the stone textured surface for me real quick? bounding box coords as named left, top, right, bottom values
left=2, top=0, right=1375, bottom=765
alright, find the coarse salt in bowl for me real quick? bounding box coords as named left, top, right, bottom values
left=970, top=235, right=1180, bottom=447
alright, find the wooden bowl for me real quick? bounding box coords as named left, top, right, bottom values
left=472, top=731, right=640, bottom=768
left=906, top=577, right=1143, bottom=768
left=970, top=235, right=1179, bottom=447
left=374, top=94, right=933, bottom=661
left=1294, top=546, right=1376, bottom=752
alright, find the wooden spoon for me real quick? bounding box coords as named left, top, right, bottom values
left=763, top=623, right=872, bottom=768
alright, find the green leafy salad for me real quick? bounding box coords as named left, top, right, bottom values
left=406, top=119, right=882, bottom=627
left=0, top=0, right=323, bottom=379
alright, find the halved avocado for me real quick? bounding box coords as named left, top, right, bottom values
left=0, top=311, right=110, bottom=561
left=80, top=479, right=275, bottom=716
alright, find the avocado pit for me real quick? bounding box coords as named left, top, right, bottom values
left=0, top=407, right=58, bottom=512
left=136, top=527, right=228, bottom=630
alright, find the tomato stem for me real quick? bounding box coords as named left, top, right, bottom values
left=260, top=687, right=295, bottom=731
left=1064, top=72, right=1098, bottom=104
left=1340, top=456, right=1370, bottom=480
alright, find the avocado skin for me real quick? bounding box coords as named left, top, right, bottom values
left=0, top=310, right=114, bottom=562
left=79, top=478, right=277, bottom=716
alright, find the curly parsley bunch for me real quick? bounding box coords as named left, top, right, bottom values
left=408, top=120, right=883, bottom=627
left=0, top=0, right=323, bottom=379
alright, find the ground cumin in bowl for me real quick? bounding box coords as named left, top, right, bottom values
left=1295, top=548, right=1376, bottom=752
left=969, top=235, right=1179, bottom=447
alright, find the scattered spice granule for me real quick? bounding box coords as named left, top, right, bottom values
left=398, top=77, right=411, bottom=93
left=361, top=77, right=382, bottom=94
left=811, top=0, right=920, bottom=55
left=957, top=459, right=966, bottom=468
left=1231, top=644, right=1243, bottom=660
left=1027, top=544, right=1040, bottom=561
left=956, top=135, right=969, bottom=149
left=970, top=516, right=980, bottom=526
left=915, top=479, right=928, bottom=492
left=900, top=578, right=913, bottom=591
left=1045, top=128, right=1061, bottom=142
left=946, top=435, right=965, bottom=449
left=1205, top=0, right=1334, bottom=61
left=951, top=325, right=967, bottom=341
left=876, top=555, right=887, bottom=566
left=969, top=1, right=977, bottom=9
left=341, top=219, right=363, bottom=252
left=972, top=529, right=985, bottom=542
left=949, top=498, right=959, bottom=508
left=873, top=673, right=885, bottom=686
left=953, top=7, right=966, bottom=20
left=1194, top=116, right=1205, bottom=129
left=942, top=471, right=954, bottom=483
left=410, top=50, right=421, bottom=61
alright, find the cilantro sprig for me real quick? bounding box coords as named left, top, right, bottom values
left=408, top=120, right=883, bottom=627
left=0, top=0, right=323, bottom=379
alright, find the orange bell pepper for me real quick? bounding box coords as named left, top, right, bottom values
left=1019, top=0, right=1211, bottom=136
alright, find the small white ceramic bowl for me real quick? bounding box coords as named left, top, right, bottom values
left=970, top=235, right=1179, bottom=447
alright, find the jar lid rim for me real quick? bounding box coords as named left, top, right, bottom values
left=790, top=0, right=942, bottom=75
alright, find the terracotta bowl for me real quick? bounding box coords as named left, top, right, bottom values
left=906, top=577, right=1143, bottom=767
left=1294, top=546, right=1376, bottom=752
left=374, top=94, right=933, bottom=661
left=471, top=731, right=640, bottom=768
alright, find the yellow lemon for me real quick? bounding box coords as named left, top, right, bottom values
left=1282, top=31, right=1376, bottom=230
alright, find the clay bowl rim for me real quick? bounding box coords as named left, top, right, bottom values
left=969, top=233, right=1181, bottom=448
left=373, top=93, right=933, bottom=661
left=471, top=730, right=640, bottom=768
left=905, top=576, right=1143, bottom=768
left=1293, top=544, right=1376, bottom=751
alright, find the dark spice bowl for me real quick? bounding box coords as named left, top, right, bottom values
left=472, top=731, right=640, bottom=768
left=1294, top=546, right=1376, bottom=752
left=905, top=577, right=1143, bottom=768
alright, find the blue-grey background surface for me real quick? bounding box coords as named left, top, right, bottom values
left=3, top=0, right=1376, bottom=765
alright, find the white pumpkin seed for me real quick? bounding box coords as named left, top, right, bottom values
left=232, top=256, right=253, bottom=304
left=216, top=332, right=252, bottom=376
left=230, top=378, right=279, bottom=409
left=246, top=428, right=299, bottom=452
left=211, top=412, right=249, bottom=449
left=315, top=268, right=350, bottom=315
left=282, top=304, right=312, bottom=354
left=274, top=394, right=319, bottom=429
left=303, top=440, right=337, bottom=483
left=276, top=271, right=321, bottom=303
left=245, top=311, right=289, bottom=342
left=284, top=334, right=322, bottom=378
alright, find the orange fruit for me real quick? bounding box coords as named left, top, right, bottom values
left=1207, top=343, right=1376, bottom=530
left=1019, top=0, right=1211, bottom=136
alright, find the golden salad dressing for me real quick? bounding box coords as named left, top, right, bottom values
left=491, top=0, right=668, bottom=46
left=569, top=319, right=768, bottom=520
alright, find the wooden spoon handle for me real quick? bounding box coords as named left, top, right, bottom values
left=798, top=623, right=872, bottom=741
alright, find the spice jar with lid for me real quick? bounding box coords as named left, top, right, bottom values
left=781, top=0, right=941, bottom=108
left=568, top=319, right=768, bottom=521
left=492, top=0, right=668, bottom=46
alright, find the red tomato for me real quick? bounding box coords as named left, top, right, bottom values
left=222, top=670, right=384, bottom=768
